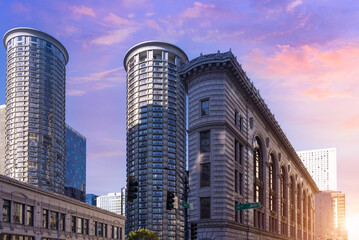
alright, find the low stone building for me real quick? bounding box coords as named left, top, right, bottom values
left=0, top=174, right=125, bottom=240
left=179, top=51, right=319, bottom=240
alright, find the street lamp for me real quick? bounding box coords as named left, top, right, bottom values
left=163, top=167, right=189, bottom=240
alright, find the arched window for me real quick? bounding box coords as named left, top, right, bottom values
left=308, top=196, right=312, bottom=232
left=253, top=137, right=264, bottom=229
left=253, top=137, right=263, bottom=204
left=269, top=154, right=276, bottom=212
left=303, top=191, right=307, bottom=230
left=269, top=154, right=277, bottom=233
left=280, top=166, right=288, bottom=236
left=289, top=176, right=296, bottom=238
left=297, top=184, right=301, bottom=227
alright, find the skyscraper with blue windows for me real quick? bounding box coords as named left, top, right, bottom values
left=124, top=41, right=188, bottom=239
left=65, top=124, right=86, bottom=201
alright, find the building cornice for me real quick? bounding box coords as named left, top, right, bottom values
left=179, top=51, right=319, bottom=193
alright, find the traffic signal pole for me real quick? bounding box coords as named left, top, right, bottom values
left=164, top=168, right=189, bottom=240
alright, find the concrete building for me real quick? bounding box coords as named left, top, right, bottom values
left=123, top=41, right=188, bottom=239
left=0, top=174, right=125, bottom=240
left=3, top=28, right=68, bottom=194
left=0, top=105, right=5, bottom=175
left=315, top=191, right=347, bottom=240
left=179, top=51, right=319, bottom=240
left=65, top=124, right=86, bottom=202
left=86, top=193, right=99, bottom=206
left=97, top=188, right=126, bottom=216
left=297, top=148, right=337, bottom=191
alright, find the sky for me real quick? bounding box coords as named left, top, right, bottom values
left=1, top=0, right=359, bottom=238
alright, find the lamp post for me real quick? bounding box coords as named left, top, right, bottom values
left=163, top=168, right=189, bottom=240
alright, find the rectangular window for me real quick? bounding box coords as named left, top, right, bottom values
left=200, top=131, right=210, bottom=153
left=200, top=197, right=211, bottom=219
left=235, top=139, right=239, bottom=162
left=239, top=173, right=243, bottom=195
left=200, top=163, right=210, bottom=187
left=235, top=111, right=238, bottom=125
left=13, top=202, right=24, bottom=224
left=120, top=227, right=123, bottom=240
left=26, top=206, right=34, bottom=226
left=235, top=201, right=239, bottom=222
left=239, top=144, right=243, bottom=165
left=72, top=216, right=76, bottom=233
left=84, top=219, right=89, bottom=234
left=77, top=217, right=83, bottom=234
left=50, top=211, right=58, bottom=230
left=3, top=200, right=11, bottom=222
left=43, top=209, right=49, bottom=228
left=59, top=213, right=66, bottom=231
left=201, top=99, right=209, bottom=116
left=235, top=170, right=238, bottom=193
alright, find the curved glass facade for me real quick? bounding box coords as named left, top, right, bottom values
left=3, top=28, right=68, bottom=194
left=124, top=42, right=187, bottom=239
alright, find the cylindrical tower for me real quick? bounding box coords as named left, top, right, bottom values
left=124, top=41, right=188, bottom=239
left=3, top=27, right=68, bottom=194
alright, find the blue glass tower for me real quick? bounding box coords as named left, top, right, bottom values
left=65, top=124, right=86, bottom=201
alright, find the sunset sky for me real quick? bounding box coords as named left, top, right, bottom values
left=1, top=0, right=359, bottom=238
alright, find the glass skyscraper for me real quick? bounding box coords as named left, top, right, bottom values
left=124, top=41, right=188, bottom=239
left=65, top=124, right=86, bottom=201
left=3, top=28, right=68, bottom=193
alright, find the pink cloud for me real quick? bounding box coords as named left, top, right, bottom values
left=342, top=114, right=359, bottom=130
left=69, top=5, right=96, bottom=18
left=303, top=88, right=350, bottom=99
left=103, top=13, right=130, bottom=25
left=145, top=19, right=162, bottom=31
left=180, top=2, right=216, bottom=18
left=12, top=2, right=30, bottom=13
left=90, top=27, right=138, bottom=45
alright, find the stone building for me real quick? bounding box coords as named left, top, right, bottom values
left=0, top=174, right=125, bottom=240
left=179, top=51, right=319, bottom=240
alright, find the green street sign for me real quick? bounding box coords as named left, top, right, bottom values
left=182, top=201, right=193, bottom=209
left=234, top=202, right=261, bottom=211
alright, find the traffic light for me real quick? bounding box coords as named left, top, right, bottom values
left=127, top=176, right=138, bottom=202
left=166, top=191, right=175, bottom=210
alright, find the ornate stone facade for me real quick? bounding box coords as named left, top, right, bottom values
left=179, top=51, right=319, bottom=240
left=0, top=174, right=125, bottom=240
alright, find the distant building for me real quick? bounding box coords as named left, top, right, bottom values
left=297, top=148, right=337, bottom=190
left=65, top=124, right=86, bottom=201
left=179, top=51, right=318, bottom=239
left=3, top=27, right=68, bottom=193
left=0, top=174, right=125, bottom=240
left=316, top=191, right=348, bottom=240
left=86, top=193, right=99, bottom=206
left=0, top=105, right=5, bottom=175
left=97, top=188, right=126, bottom=216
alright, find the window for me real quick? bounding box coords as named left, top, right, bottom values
left=26, top=206, right=34, bottom=226
left=77, top=217, right=83, bottom=233
left=50, top=211, right=58, bottom=230
left=239, top=116, right=243, bottom=131
left=253, top=138, right=263, bottom=204
left=95, top=222, right=104, bottom=237
left=234, top=139, right=239, bottom=162
left=13, top=202, right=24, bottom=224
left=200, top=197, right=211, bottom=219
left=269, top=154, right=276, bottom=212
left=201, top=99, right=209, bottom=116
left=235, top=170, right=238, bottom=193
left=200, top=131, right=210, bottom=153
left=43, top=209, right=49, bottom=228
left=235, top=111, right=238, bottom=125
left=3, top=200, right=11, bottom=222
left=239, top=173, right=243, bottom=195
left=239, top=144, right=243, bottom=165
left=59, top=213, right=66, bottom=231
left=72, top=216, right=76, bottom=233
left=200, top=163, right=210, bottom=187
left=235, top=200, right=239, bottom=222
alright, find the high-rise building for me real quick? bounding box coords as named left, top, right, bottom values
left=65, top=124, right=86, bottom=201
left=86, top=193, right=99, bottom=206
left=124, top=41, right=188, bottom=239
left=97, top=188, right=126, bottom=216
left=3, top=27, right=68, bottom=193
left=297, top=148, right=337, bottom=190
left=179, top=51, right=318, bottom=239
left=316, top=191, right=348, bottom=240
left=0, top=105, right=5, bottom=175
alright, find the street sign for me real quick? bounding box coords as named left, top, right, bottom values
left=234, top=202, right=261, bottom=210
left=182, top=201, right=193, bottom=209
